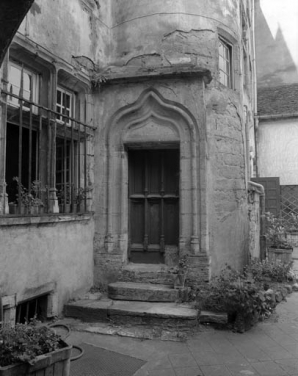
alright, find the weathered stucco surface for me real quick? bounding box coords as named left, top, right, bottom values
left=17, top=0, right=111, bottom=66
left=257, top=120, right=298, bottom=185
left=0, top=218, right=94, bottom=313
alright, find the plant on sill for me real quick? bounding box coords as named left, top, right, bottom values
left=264, top=212, right=295, bottom=250
left=57, top=184, right=72, bottom=205
left=75, top=186, right=92, bottom=204
left=0, top=319, right=65, bottom=367
left=12, top=177, right=45, bottom=211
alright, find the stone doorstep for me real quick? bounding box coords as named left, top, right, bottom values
left=108, top=281, right=179, bottom=302
left=64, top=299, right=198, bottom=328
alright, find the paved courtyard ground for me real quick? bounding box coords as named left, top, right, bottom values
left=66, top=289, right=298, bottom=376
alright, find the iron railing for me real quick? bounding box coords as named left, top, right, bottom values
left=1, top=82, right=94, bottom=215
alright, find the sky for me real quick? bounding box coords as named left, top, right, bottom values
left=260, top=0, right=298, bottom=66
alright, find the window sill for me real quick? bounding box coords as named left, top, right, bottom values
left=0, top=212, right=93, bottom=227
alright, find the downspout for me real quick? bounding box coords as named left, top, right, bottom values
left=0, top=297, right=2, bottom=326
left=249, top=180, right=266, bottom=259
left=258, top=113, right=298, bottom=121
left=252, top=0, right=259, bottom=177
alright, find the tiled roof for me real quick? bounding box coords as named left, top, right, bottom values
left=257, top=84, right=298, bottom=116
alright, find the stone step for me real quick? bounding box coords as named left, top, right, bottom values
left=64, top=299, right=198, bottom=329
left=108, top=282, right=179, bottom=302
left=121, top=264, right=173, bottom=285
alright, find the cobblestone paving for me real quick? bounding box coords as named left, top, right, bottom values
left=67, top=292, right=298, bottom=376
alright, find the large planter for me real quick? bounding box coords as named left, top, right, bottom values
left=0, top=341, right=72, bottom=376
left=268, top=247, right=293, bottom=263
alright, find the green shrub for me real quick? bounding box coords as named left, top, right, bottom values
left=244, top=259, right=293, bottom=282
left=0, top=320, right=64, bottom=367
left=194, top=265, right=276, bottom=332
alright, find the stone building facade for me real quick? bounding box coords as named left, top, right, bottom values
left=0, top=0, right=256, bottom=320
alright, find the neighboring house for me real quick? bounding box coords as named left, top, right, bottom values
left=0, top=0, right=257, bottom=324
left=254, top=0, right=298, bottom=230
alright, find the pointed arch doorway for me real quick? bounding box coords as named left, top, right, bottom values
left=128, top=148, right=179, bottom=264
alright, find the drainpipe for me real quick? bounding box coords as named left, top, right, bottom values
left=0, top=296, right=3, bottom=326
left=252, top=0, right=259, bottom=177
left=249, top=180, right=266, bottom=259
left=258, top=113, right=298, bottom=121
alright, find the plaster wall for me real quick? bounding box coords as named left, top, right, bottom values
left=109, top=0, right=241, bottom=78
left=0, top=218, right=94, bottom=313
left=257, top=119, right=298, bottom=185
left=17, top=0, right=111, bottom=66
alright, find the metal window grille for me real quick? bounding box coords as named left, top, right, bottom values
left=16, top=295, right=48, bottom=324
left=280, top=185, right=298, bottom=230
left=1, top=65, right=95, bottom=215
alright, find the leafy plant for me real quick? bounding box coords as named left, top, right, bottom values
left=13, top=177, right=45, bottom=208
left=169, top=255, right=189, bottom=275
left=264, top=212, right=294, bottom=249
left=0, top=319, right=64, bottom=367
left=75, top=186, right=92, bottom=204
left=244, top=259, right=293, bottom=283
left=193, top=265, right=276, bottom=332
left=57, top=184, right=72, bottom=204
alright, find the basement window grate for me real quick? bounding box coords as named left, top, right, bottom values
left=16, top=294, right=48, bottom=324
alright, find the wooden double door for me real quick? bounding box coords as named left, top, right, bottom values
left=128, top=149, right=179, bottom=263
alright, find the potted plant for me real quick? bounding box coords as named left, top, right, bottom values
left=0, top=320, right=72, bottom=376
left=265, top=212, right=294, bottom=263
left=170, top=255, right=189, bottom=289
left=13, top=177, right=31, bottom=214
left=12, top=178, right=46, bottom=215
left=58, top=184, right=72, bottom=213
left=76, top=186, right=92, bottom=212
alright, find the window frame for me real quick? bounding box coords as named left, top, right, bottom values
left=56, top=86, right=75, bottom=125
left=218, top=37, right=233, bottom=89
left=7, top=61, right=39, bottom=114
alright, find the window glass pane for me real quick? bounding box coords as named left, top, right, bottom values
left=219, top=56, right=224, bottom=71
left=23, top=73, right=31, bottom=93
left=62, top=92, right=66, bottom=107
left=57, top=90, right=61, bottom=104
left=66, top=94, right=70, bottom=109
left=9, top=66, right=21, bottom=88
left=219, top=39, right=231, bottom=87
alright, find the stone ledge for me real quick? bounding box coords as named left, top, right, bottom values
left=0, top=213, right=93, bottom=227
left=95, top=65, right=212, bottom=85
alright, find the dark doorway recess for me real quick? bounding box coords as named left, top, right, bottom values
left=128, top=149, right=179, bottom=264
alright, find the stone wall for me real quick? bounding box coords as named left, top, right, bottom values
left=91, top=0, right=254, bottom=285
